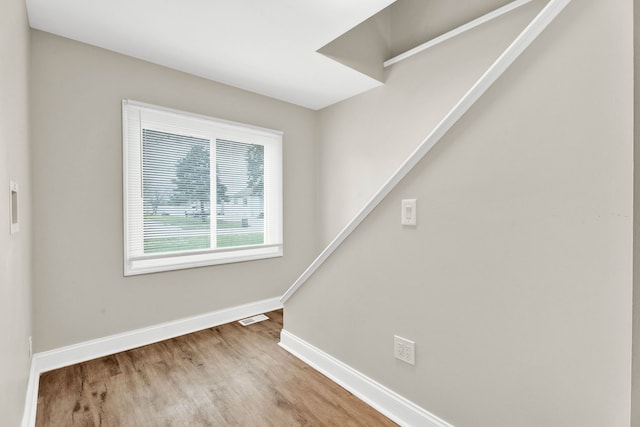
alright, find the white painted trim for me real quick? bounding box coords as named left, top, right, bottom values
left=384, top=0, right=534, bottom=67
left=122, top=99, right=284, bottom=277
left=123, top=99, right=284, bottom=137
left=21, top=357, right=39, bottom=427
left=279, top=330, right=454, bottom=427
left=281, top=0, right=572, bottom=304
left=36, top=297, right=282, bottom=373
left=20, top=297, right=282, bottom=427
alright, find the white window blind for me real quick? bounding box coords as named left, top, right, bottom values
left=123, top=100, right=283, bottom=275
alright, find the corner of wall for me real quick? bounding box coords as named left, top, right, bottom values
left=1, top=0, right=34, bottom=425
left=632, top=0, right=640, bottom=424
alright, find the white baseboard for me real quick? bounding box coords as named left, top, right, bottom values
left=21, top=297, right=282, bottom=427
left=21, top=356, right=40, bottom=427
left=279, top=329, right=454, bottom=427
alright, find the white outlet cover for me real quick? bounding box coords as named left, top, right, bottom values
left=394, top=335, right=415, bottom=365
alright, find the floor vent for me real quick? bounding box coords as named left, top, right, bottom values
left=238, top=314, right=269, bottom=326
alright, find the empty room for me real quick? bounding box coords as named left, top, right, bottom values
left=1, top=0, right=638, bottom=426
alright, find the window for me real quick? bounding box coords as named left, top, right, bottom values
left=123, top=100, right=283, bottom=275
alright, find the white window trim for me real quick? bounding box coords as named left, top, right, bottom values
left=122, top=100, right=283, bottom=276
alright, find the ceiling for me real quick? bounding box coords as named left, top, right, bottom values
left=26, top=0, right=397, bottom=110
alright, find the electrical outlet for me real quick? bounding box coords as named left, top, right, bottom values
left=394, top=335, right=415, bottom=365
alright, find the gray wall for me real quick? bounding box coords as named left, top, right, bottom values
left=316, top=1, right=545, bottom=245
left=0, top=0, right=33, bottom=424
left=388, top=0, right=519, bottom=57
left=634, top=0, right=640, bottom=424
left=30, top=31, right=318, bottom=352
left=285, top=0, right=633, bottom=426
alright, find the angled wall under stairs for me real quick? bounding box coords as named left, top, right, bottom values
left=283, top=0, right=634, bottom=425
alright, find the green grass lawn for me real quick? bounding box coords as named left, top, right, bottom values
left=144, top=235, right=210, bottom=254
left=145, top=233, right=264, bottom=253
left=143, top=215, right=263, bottom=253
left=218, top=219, right=243, bottom=229
left=217, top=232, right=263, bottom=248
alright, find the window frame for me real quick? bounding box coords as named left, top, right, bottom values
left=122, top=100, right=283, bottom=276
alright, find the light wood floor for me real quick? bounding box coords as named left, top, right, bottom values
left=36, top=310, right=397, bottom=426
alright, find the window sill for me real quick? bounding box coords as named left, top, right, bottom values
left=124, top=245, right=283, bottom=276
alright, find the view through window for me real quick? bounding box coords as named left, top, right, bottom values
left=123, top=100, right=282, bottom=275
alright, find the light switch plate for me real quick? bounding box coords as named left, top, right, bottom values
left=10, top=180, right=18, bottom=234
left=401, top=199, right=416, bottom=226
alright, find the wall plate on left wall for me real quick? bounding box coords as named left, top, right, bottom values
left=10, top=180, right=18, bottom=234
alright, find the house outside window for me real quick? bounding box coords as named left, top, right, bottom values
left=122, top=100, right=283, bottom=275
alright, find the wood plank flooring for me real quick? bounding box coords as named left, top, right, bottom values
left=36, top=310, right=397, bottom=426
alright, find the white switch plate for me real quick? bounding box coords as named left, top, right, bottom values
left=10, top=180, right=18, bottom=234
left=401, top=199, right=417, bottom=226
